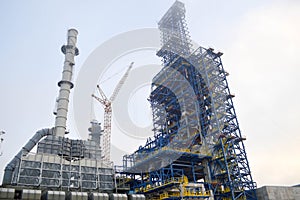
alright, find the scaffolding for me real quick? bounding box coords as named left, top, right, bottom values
left=122, top=1, right=257, bottom=199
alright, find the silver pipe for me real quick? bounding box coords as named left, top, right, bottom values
left=54, top=29, right=79, bottom=137
left=2, top=128, right=54, bottom=185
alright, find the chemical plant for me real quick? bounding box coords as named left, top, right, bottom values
left=3, top=1, right=295, bottom=200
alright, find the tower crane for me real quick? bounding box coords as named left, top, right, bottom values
left=92, top=62, right=134, bottom=161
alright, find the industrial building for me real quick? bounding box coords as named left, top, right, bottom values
left=1, top=29, right=118, bottom=199
left=1, top=1, right=295, bottom=200
left=120, top=1, right=256, bottom=199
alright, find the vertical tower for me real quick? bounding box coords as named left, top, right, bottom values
left=122, top=1, right=257, bottom=199
left=157, top=0, right=192, bottom=64
left=88, top=120, right=102, bottom=151
left=54, top=29, right=79, bottom=137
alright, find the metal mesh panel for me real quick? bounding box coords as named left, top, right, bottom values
left=82, top=166, right=97, bottom=173
left=21, top=160, right=41, bottom=168
left=43, top=162, right=60, bottom=170
left=82, top=181, right=97, bottom=189
left=98, top=168, right=113, bottom=175
left=100, top=182, right=114, bottom=189
left=41, top=170, right=60, bottom=178
left=20, top=168, right=40, bottom=177
left=69, top=180, right=79, bottom=188
left=37, top=135, right=62, bottom=155
left=40, top=178, right=59, bottom=187
left=99, top=175, right=113, bottom=182
left=18, top=177, right=39, bottom=185
left=63, top=164, right=79, bottom=171
left=82, top=174, right=97, bottom=181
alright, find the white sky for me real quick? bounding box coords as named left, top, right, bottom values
left=0, top=0, right=299, bottom=187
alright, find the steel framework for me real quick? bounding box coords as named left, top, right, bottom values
left=121, top=1, right=256, bottom=199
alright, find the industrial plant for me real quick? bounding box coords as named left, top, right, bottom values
left=1, top=1, right=298, bottom=200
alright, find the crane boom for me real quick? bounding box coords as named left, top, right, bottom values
left=96, top=84, right=109, bottom=102
left=92, top=62, right=133, bottom=161
left=110, top=62, right=134, bottom=102
left=91, top=94, right=106, bottom=106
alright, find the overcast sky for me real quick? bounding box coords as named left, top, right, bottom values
left=0, top=0, right=299, bottom=187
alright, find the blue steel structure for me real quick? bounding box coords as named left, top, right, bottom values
left=121, top=1, right=257, bottom=199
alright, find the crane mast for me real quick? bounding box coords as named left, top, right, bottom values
left=92, top=62, right=133, bottom=161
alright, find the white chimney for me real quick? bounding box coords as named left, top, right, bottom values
left=54, top=29, right=79, bottom=137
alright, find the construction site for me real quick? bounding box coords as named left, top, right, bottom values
left=0, top=1, right=299, bottom=200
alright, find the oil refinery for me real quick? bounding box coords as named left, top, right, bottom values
left=0, top=1, right=299, bottom=200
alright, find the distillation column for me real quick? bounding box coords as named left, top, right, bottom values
left=54, top=29, right=79, bottom=137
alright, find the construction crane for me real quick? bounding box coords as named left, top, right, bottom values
left=92, top=62, right=134, bottom=161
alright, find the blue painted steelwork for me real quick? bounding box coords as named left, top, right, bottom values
left=121, top=1, right=257, bottom=199
left=198, top=48, right=257, bottom=199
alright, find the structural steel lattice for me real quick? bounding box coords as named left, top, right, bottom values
left=121, top=1, right=257, bottom=199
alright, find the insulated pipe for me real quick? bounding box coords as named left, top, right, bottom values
left=2, top=128, right=54, bottom=185
left=54, top=29, right=79, bottom=137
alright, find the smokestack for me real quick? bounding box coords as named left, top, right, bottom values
left=54, top=29, right=79, bottom=137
